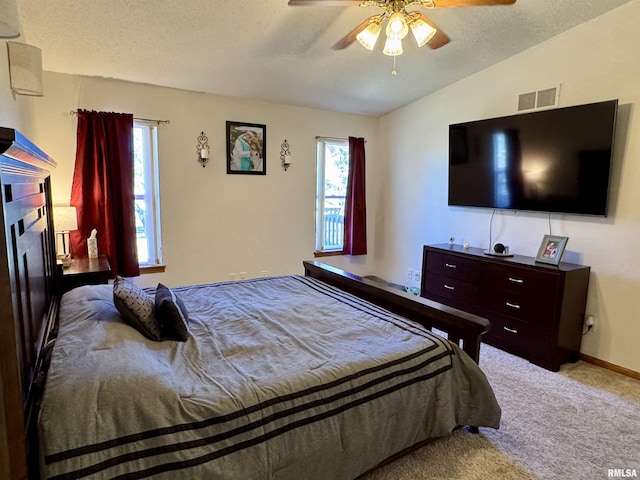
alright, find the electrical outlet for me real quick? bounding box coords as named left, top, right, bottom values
left=239, top=271, right=247, bottom=280
left=228, top=273, right=236, bottom=281
left=585, top=315, right=595, bottom=332
left=260, top=270, right=268, bottom=277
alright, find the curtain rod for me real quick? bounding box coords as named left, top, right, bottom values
left=315, top=136, right=366, bottom=143
left=69, top=110, right=170, bottom=125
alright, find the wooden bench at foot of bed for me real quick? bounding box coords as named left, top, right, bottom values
left=303, top=260, right=490, bottom=364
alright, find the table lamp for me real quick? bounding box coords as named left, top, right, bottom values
left=53, top=206, right=78, bottom=266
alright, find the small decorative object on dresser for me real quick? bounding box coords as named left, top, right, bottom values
left=484, top=242, right=513, bottom=257
left=58, top=254, right=72, bottom=268
left=536, top=235, right=568, bottom=265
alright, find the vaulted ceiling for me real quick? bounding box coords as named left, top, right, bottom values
left=17, top=0, right=634, bottom=116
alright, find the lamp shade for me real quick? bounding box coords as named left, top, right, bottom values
left=410, top=18, right=437, bottom=47
left=383, top=37, right=403, bottom=57
left=53, top=206, right=78, bottom=232
left=7, top=41, right=44, bottom=96
left=0, top=0, right=20, bottom=38
left=356, top=22, right=382, bottom=51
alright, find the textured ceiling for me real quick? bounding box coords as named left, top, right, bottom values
left=17, top=0, right=634, bottom=116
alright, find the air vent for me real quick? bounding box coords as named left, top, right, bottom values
left=518, top=92, right=537, bottom=111
left=518, top=85, right=560, bottom=111
left=536, top=87, right=558, bottom=108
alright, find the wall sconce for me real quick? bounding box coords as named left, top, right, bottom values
left=196, top=131, right=210, bottom=168
left=280, top=139, right=292, bottom=171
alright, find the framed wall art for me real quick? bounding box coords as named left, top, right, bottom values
left=535, top=235, right=569, bottom=265
left=226, top=121, right=266, bottom=175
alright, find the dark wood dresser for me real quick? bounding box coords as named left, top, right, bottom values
left=420, top=244, right=591, bottom=371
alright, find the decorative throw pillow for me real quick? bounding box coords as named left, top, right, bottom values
left=113, top=275, right=162, bottom=341
left=155, top=283, right=190, bottom=342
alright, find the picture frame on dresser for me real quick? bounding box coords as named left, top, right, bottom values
left=536, top=235, right=569, bottom=265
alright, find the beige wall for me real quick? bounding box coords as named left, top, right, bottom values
left=376, top=1, right=640, bottom=372
left=33, top=74, right=381, bottom=288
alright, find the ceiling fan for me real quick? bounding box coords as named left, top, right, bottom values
left=288, top=0, right=516, bottom=57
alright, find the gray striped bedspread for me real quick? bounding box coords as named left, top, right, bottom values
left=39, top=275, right=500, bottom=480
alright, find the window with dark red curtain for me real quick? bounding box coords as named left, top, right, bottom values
left=343, top=136, right=367, bottom=255
left=69, top=110, right=140, bottom=277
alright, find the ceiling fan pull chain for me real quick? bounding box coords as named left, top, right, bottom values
left=391, top=55, right=398, bottom=76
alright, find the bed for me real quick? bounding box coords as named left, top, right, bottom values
left=0, top=127, right=500, bottom=480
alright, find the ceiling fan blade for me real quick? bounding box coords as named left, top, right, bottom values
left=410, top=12, right=450, bottom=49
left=288, top=0, right=362, bottom=5
left=332, top=15, right=379, bottom=50
left=431, top=0, right=516, bottom=7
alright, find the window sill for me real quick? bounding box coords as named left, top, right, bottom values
left=314, top=250, right=343, bottom=258
left=139, top=264, right=166, bottom=274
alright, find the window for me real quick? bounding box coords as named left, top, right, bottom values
left=315, top=138, right=349, bottom=253
left=133, top=121, right=162, bottom=266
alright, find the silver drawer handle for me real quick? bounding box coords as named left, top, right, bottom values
left=504, top=326, right=518, bottom=334
left=506, top=301, right=521, bottom=309
left=444, top=284, right=455, bottom=290
left=445, top=263, right=457, bottom=269
left=508, top=277, right=524, bottom=284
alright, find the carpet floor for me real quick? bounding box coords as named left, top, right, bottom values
left=360, top=343, right=640, bottom=480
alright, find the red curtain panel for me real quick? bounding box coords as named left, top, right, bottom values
left=343, top=136, right=367, bottom=255
left=70, top=110, right=139, bottom=277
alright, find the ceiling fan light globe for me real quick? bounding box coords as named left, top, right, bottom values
left=386, top=11, right=409, bottom=40
left=383, top=37, right=403, bottom=56
left=356, top=22, right=382, bottom=50
left=410, top=19, right=437, bottom=47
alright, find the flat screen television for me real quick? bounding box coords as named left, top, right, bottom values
left=448, top=100, right=618, bottom=216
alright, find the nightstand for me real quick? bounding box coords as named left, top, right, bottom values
left=59, top=255, right=112, bottom=294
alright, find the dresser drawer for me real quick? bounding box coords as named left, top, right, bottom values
left=423, top=273, right=479, bottom=304
left=425, top=251, right=481, bottom=283
left=485, top=316, right=551, bottom=358
left=478, top=288, right=556, bottom=326
left=480, top=263, right=560, bottom=325
left=483, top=263, right=561, bottom=296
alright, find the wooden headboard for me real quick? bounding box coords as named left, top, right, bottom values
left=0, top=127, right=58, bottom=480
